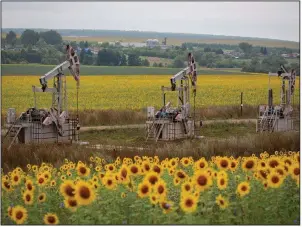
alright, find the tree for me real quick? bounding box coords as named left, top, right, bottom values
left=40, top=30, right=62, bottom=45
left=142, top=59, right=150, bottom=66
left=215, top=49, right=224, bottom=55
left=20, top=29, right=40, bottom=46
left=120, top=54, right=127, bottom=66
left=172, top=56, right=185, bottom=68
left=84, top=41, right=89, bottom=48
left=263, top=47, right=268, bottom=55
left=239, top=42, right=253, bottom=55
left=5, top=31, right=17, bottom=47
left=96, top=49, right=121, bottom=66
left=128, top=53, right=141, bottom=66
left=204, top=47, right=212, bottom=52
left=153, top=62, right=158, bottom=67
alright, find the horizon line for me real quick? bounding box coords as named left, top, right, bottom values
left=2, top=27, right=299, bottom=43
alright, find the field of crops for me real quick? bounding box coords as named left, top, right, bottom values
left=2, top=75, right=300, bottom=113
left=1, top=151, right=299, bottom=224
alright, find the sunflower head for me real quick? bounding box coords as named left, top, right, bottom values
left=236, top=181, right=250, bottom=197
left=74, top=180, right=96, bottom=206
left=43, top=213, right=59, bottom=225
left=180, top=193, right=198, bottom=213
left=12, top=206, right=28, bottom=225
left=215, top=194, right=229, bottom=209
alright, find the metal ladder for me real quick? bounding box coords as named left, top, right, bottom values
left=3, top=122, right=23, bottom=150
left=146, top=118, right=165, bottom=142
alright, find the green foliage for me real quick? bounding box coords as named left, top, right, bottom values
left=39, top=30, right=63, bottom=45
left=1, top=64, right=246, bottom=75
left=20, top=29, right=40, bottom=46
left=239, top=42, right=253, bottom=54
left=96, top=49, right=122, bottom=66
left=5, top=31, right=17, bottom=47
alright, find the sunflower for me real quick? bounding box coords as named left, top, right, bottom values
left=180, top=157, right=191, bottom=167
left=50, top=180, right=56, bottom=187
left=95, top=166, right=102, bottom=172
left=43, top=171, right=52, bottom=181
left=174, top=169, right=187, bottom=180
left=217, top=175, right=228, bottom=190
left=44, top=213, right=59, bottom=225
left=37, top=174, right=47, bottom=187
left=59, top=180, right=75, bottom=198
left=152, top=164, right=162, bottom=175
left=216, top=157, right=230, bottom=170
left=11, top=172, right=22, bottom=186
left=181, top=181, right=194, bottom=194
left=236, top=181, right=250, bottom=197
left=194, top=158, right=208, bottom=170
left=129, top=164, right=141, bottom=176
left=267, top=172, right=284, bottom=188
left=7, top=206, right=13, bottom=219
left=12, top=205, right=28, bottom=224
left=173, top=177, right=181, bottom=186
left=102, top=175, right=117, bottom=190
left=137, top=181, right=152, bottom=198
left=160, top=200, right=174, bottom=214
left=242, top=157, right=257, bottom=172
left=168, top=167, right=176, bottom=176
left=119, top=165, right=130, bottom=184
left=38, top=193, right=46, bottom=203
left=215, top=194, right=229, bottom=209
left=74, top=180, right=96, bottom=206
left=169, top=158, right=178, bottom=168
left=154, top=180, right=167, bottom=198
left=142, top=161, right=151, bottom=173
left=149, top=193, right=159, bottom=205
left=23, top=190, right=34, bottom=205
left=257, top=168, right=269, bottom=182
left=105, top=164, right=116, bottom=172
left=24, top=179, right=35, bottom=192
left=180, top=193, right=198, bottom=213
left=144, top=172, right=159, bottom=185
left=76, top=163, right=90, bottom=177
left=64, top=198, right=79, bottom=212
left=193, top=170, right=213, bottom=192
left=267, top=156, right=280, bottom=169
left=2, top=180, right=13, bottom=192
left=257, top=160, right=267, bottom=169
left=289, top=163, right=300, bottom=181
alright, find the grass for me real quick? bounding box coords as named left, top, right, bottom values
left=2, top=129, right=299, bottom=173
left=1, top=64, right=246, bottom=76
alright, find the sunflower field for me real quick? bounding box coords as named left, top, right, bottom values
left=2, top=75, right=300, bottom=113
left=1, top=151, right=300, bottom=225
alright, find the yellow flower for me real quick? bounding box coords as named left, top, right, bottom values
left=43, top=213, right=59, bottom=225
left=74, top=180, right=96, bottom=206
left=236, top=181, right=250, bottom=197
left=180, top=193, right=198, bottom=213
left=12, top=205, right=28, bottom=224
left=216, top=194, right=229, bottom=209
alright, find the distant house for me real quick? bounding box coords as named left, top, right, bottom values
left=146, top=39, right=159, bottom=48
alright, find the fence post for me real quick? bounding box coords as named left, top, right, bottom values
left=241, top=92, right=243, bottom=117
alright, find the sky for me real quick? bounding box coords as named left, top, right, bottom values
left=2, top=2, right=300, bottom=42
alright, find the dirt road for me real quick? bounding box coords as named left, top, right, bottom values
left=80, top=118, right=256, bottom=132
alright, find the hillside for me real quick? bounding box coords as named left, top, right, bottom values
left=2, top=28, right=299, bottom=49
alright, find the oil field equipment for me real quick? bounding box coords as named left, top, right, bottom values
left=257, top=65, right=297, bottom=133
left=146, top=53, right=198, bottom=141
left=3, top=45, right=81, bottom=150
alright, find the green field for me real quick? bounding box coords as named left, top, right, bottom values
left=1, top=64, right=247, bottom=76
